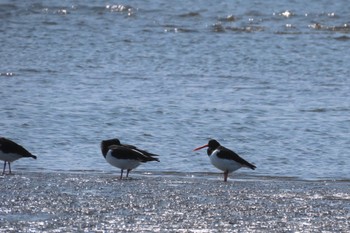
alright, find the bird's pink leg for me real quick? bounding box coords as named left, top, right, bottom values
left=8, top=162, right=12, bottom=174
left=120, top=169, right=124, bottom=179
left=223, top=171, right=228, bottom=182
left=126, top=169, right=131, bottom=178
left=2, top=162, right=6, bottom=175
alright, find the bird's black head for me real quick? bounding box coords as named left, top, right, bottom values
left=100, top=138, right=121, bottom=157
left=207, top=139, right=220, bottom=150
left=193, top=139, right=221, bottom=156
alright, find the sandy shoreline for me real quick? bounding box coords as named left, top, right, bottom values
left=1, top=172, right=349, bottom=232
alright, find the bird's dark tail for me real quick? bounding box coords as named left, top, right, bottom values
left=149, top=156, right=160, bottom=162
left=248, top=163, right=256, bottom=170
left=142, top=155, right=160, bottom=163
left=27, top=154, right=37, bottom=159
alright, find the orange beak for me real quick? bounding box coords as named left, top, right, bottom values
left=193, top=144, right=208, bottom=151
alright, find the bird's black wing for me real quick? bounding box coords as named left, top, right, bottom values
left=109, top=145, right=158, bottom=162
left=0, top=137, right=36, bottom=158
left=122, top=144, right=160, bottom=159
left=216, top=146, right=256, bottom=170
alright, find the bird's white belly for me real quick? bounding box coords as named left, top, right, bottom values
left=106, top=153, right=141, bottom=170
left=0, top=152, right=22, bottom=162
left=210, top=150, right=242, bottom=173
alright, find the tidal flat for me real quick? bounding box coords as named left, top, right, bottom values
left=0, top=172, right=349, bottom=232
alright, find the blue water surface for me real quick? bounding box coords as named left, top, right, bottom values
left=1, top=0, right=349, bottom=180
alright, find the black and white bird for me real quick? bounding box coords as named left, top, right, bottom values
left=193, top=139, right=256, bottom=182
left=100, top=138, right=160, bottom=179
left=0, top=137, right=37, bottom=175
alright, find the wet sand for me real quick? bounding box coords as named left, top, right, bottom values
left=0, top=172, right=349, bottom=232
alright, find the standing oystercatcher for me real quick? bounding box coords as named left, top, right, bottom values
left=0, top=137, right=37, bottom=175
left=193, top=139, right=256, bottom=182
left=100, top=138, right=159, bottom=179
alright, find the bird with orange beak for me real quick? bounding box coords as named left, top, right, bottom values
left=193, top=139, right=256, bottom=182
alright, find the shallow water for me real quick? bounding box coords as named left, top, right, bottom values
left=0, top=172, right=349, bottom=232
left=1, top=0, right=349, bottom=180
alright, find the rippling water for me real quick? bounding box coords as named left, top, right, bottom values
left=1, top=0, right=349, bottom=180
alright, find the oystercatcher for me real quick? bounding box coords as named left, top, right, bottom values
left=100, top=138, right=160, bottom=179
left=0, top=137, right=37, bottom=175
left=193, top=139, right=256, bottom=182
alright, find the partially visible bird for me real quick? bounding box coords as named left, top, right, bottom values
left=100, top=138, right=159, bottom=179
left=193, top=139, right=256, bottom=182
left=0, top=137, right=37, bottom=175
